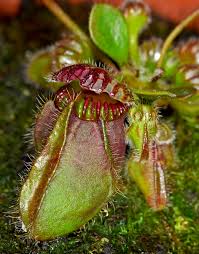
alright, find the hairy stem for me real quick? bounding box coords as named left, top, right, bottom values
left=157, top=9, right=199, bottom=68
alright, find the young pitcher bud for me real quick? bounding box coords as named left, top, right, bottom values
left=122, top=0, right=151, bottom=65
left=176, top=38, right=199, bottom=65
left=26, top=35, right=93, bottom=90
left=127, top=104, right=168, bottom=210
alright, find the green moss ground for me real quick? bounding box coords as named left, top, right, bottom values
left=0, top=4, right=199, bottom=254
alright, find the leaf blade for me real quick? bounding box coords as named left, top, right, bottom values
left=89, top=4, right=129, bottom=66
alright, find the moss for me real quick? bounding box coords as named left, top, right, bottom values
left=0, top=4, right=199, bottom=254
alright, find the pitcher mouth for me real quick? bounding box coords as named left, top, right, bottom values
left=52, top=64, right=133, bottom=105
left=54, top=82, right=128, bottom=121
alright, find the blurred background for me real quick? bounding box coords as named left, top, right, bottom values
left=1, top=0, right=199, bottom=32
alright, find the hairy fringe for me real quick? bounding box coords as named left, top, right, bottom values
left=25, top=92, right=55, bottom=148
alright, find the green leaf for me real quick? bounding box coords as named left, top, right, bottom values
left=89, top=4, right=129, bottom=66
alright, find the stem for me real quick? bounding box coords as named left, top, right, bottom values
left=42, top=0, right=90, bottom=43
left=129, top=34, right=140, bottom=66
left=157, top=9, right=199, bottom=68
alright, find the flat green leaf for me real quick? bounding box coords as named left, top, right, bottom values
left=89, top=4, right=128, bottom=66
